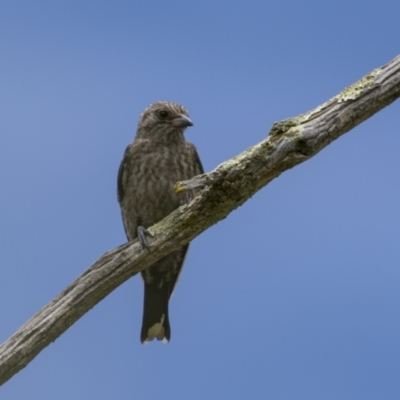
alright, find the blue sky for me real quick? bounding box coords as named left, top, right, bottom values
left=1, top=1, right=400, bottom=398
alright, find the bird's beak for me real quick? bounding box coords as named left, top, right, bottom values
left=170, top=114, right=193, bottom=127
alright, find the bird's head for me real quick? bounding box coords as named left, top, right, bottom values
left=136, top=101, right=193, bottom=141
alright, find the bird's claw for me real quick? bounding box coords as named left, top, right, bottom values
left=137, top=226, right=153, bottom=252
left=186, top=193, right=193, bottom=204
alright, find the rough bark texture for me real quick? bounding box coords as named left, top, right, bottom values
left=0, top=55, right=399, bottom=385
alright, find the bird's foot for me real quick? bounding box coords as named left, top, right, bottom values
left=186, top=193, right=193, bottom=204
left=137, top=226, right=153, bottom=252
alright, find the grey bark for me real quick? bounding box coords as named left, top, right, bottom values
left=0, top=55, right=399, bottom=385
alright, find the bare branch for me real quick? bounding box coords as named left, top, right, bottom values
left=1, top=55, right=399, bottom=385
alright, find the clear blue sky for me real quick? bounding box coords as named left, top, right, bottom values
left=1, top=1, right=400, bottom=399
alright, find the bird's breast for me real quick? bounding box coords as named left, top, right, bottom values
left=127, top=144, right=196, bottom=227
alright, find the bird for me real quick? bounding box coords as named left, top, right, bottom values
left=117, top=101, right=203, bottom=343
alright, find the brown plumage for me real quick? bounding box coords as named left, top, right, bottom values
left=117, top=101, right=203, bottom=343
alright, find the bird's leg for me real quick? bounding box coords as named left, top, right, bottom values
left=185, top=193, right=193, bottom=204
left=137, top=226, right=153, bottom=252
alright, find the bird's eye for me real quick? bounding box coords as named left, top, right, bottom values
left=158, top=110, right=169, bottom=118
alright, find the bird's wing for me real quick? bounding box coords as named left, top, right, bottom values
left=168, top=244, right=190, bottom=299
left=167, top=143, right=203, bottom=298
left=117, top=144, right=131, bottom=204
left=187, top=142, right=204, bottom=174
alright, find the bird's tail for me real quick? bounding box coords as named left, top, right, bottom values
left=141, top=283, right=171, bottom=344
